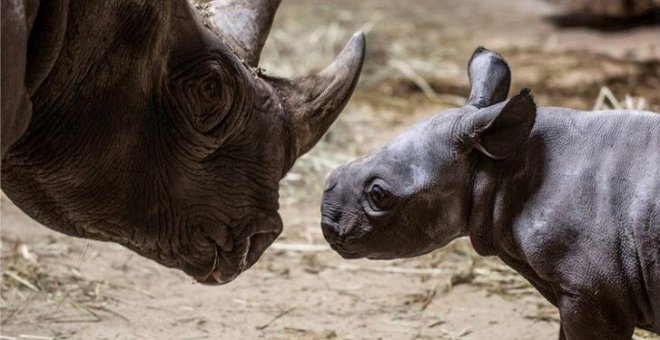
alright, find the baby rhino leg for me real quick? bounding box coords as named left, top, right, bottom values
left=558, top=295, right=635, bottom=340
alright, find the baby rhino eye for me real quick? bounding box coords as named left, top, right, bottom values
left=367, top=184, right=394, bottom=211
left=370, top=185, right=385, bottom=202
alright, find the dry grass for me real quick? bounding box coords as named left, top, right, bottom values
left=0, top=218, right=137, bottom=339
left=593, top=86, right=650, bottom=110
left=1, top=238, right=96, bottom=339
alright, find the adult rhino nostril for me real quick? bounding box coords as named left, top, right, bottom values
left=245, top=231, right=279, bottom=269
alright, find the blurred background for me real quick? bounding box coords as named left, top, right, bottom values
left=2, top=0, right=659, bottom=339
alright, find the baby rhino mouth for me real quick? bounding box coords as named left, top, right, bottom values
left=321, top=217, right=371, bottom=260
left=194, top=214, right=283, bottom=285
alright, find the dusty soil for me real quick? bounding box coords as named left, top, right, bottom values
left=1, top=0, right=659, bottom=339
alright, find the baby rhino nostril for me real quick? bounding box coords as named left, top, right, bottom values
left=324, top=166, right=344, bottom=192
left=321, top=219, right=341, bottom=243
left=324, top=178, right=338, bottom=192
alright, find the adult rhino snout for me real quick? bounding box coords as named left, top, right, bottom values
left=194, top=214, right=283, bottom=285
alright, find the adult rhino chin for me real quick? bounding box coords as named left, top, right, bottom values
left=194, top=214, right=282, bottom=285
left=1, top=0, right=365, bottom=284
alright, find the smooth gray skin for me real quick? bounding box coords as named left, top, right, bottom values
left=322, top=47, right=659, bottom=339
left=1, top=0, right=365, bottom=285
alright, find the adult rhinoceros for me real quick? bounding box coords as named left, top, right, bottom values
left=0, top=0, right=365, bottom=284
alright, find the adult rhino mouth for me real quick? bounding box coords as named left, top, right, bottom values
left=194, top=214, right=282, bottom=285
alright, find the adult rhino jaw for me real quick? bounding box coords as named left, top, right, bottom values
left=1, top=0, right=365, bottom=286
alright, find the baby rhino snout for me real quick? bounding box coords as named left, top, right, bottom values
left=321, top=165, right=361, bottom=245
left=321, top=164, right=370, bottom=259
left=321, top=166, right=345, bottom=243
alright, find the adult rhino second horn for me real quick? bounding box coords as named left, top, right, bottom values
left=269, top=32, right=366, bottom=157
left=208, top=0, right=281, bottom=67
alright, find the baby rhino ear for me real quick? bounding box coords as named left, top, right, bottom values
left=467, top=47, right=511, bottom=109
left=461, top=89, right=536, bottom=160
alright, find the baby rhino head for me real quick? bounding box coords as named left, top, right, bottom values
left=321, top=47, right=537, bottom=260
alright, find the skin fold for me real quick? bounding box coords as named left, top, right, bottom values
left=321, top=47, right=659, bottom=339
left=1, top=0, right=365, bottom=285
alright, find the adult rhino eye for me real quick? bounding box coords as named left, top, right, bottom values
left=201, top=79, right=220, bottom=102
left=367, top=184, right=394, bottom=211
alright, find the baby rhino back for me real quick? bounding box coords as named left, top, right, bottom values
left=530, top=109, right=660, bottom=331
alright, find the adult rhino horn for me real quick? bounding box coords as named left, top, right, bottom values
left=270, top=32, right=366, bottom=157
left=208, top=0, right=281, bottom=67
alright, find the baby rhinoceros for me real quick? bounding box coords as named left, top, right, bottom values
left=321, top=47, right=659, bottom=339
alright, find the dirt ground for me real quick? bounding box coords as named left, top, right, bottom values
left=1, top=0, right=659, bottom=339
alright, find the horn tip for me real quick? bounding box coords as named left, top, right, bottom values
left=352, top=31, right=366, bottom=39
left=345, top=31, right=366, bottom=63
left=351, top=31, right=366, bottom=49
left=343, top=31, right=366, bottom=58
left=322, top=31, right=366, bottom=75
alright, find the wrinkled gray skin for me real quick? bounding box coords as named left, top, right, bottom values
left=1, top=0, right=365, bottom=285
left=322, top=47, right=659, bottom=339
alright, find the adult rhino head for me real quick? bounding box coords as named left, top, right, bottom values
left=1, top=0, right=365, bottom=284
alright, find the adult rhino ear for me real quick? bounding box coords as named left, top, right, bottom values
left=207, top=0, right=281, bottom=67
left=460, top=89, right=536, bottom=160
left=467, top=47, right=511, bottom=109
left=267, top=32, right=366, bottom=157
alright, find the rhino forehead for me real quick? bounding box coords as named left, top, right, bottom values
left=377, top=110, right=463, bottom=179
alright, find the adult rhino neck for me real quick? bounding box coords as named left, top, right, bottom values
left=25, top=0, right=69, bottom=94
left=1, top=1, right=170, bottom=242
left=465, top=134, right=546, bottom=257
